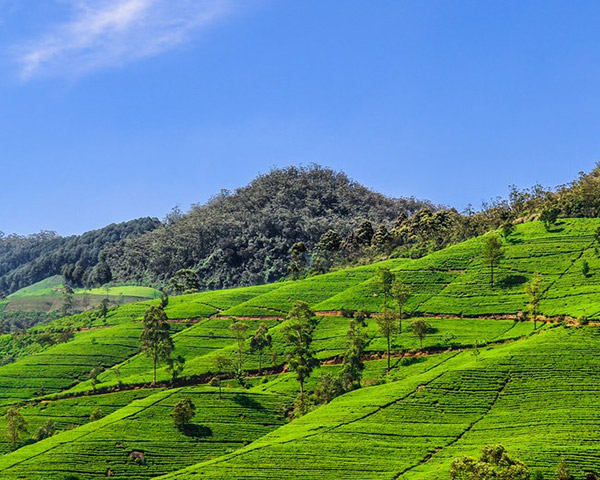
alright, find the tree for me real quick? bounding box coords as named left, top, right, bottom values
left=376, top=266, right=395, bottom=310
left=355, top=220, right=375, bottom=246
left=540, top=207, right=559, bottom=231
left=340, top=320, right=367, bottom=390
left=167, top=355, right=186, bottom=386
left=100, top=297, right=110, bottom=320
left=249, top=322, right=272, bottom=374
left=450, top=444, right=529, bottom=480
left=481, top=235, right=504, bottom=288
left=372, top=225, right=391, bottom=249
left=288, top=242, right=308, bottom=279
left=212, top=353, right=233, bottom=399
left=5, top=408, right=27, bottom=449
left=525, top=273, right=543, bottom=329
left=89, top=408, right=104, bottom=421
left=34, top=420, right=55, bottom=441
left=228, top=321, right=250, bottom=374
left=168, top=269, right=200, bottom=294
left=140, top=305, right=174, bottom=385
left=171, top=397, right=196, bottom=430
left=376, top=307, right=398, bottom=372
left=410, top=318, right=430, bottom=350
left=501, top=221, right=515, bottom=239
left=283, top=301, right=319, bottom=397
left=582, top=259, right=590, bottom=277
left=556, top=458, right=572, bottom=480
left=312, top=230, right=341, bottom=274
left=309, top=373, right=344, bottom=406
left=61, top=285, right=74, bottom=317
left=392, top=278, right=411, bottom=333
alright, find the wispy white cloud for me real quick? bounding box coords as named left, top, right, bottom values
left=16, top=0, right=236, bottom=79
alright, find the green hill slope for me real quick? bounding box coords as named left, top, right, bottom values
left=2, top=218, right=600, bottom=478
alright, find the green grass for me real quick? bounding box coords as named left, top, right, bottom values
left=75, top=285, right=162, bottom=298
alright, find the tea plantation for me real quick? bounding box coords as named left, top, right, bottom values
left=1, top=219, right=600, bottom=478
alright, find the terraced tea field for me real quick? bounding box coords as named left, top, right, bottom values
left=2, top=218, right=600, bottom=478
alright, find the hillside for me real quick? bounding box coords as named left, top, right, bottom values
left=0, top=219, right=598, bottom=478
left=104, top=165, right=431, bottom=290
left=0, top=218, right=160, bottom=295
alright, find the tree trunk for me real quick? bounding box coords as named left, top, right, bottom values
left=420, top=337, right=423, bottom=350
left=398, top=308, right=403, bottom=333
left=300, top=379, right=304, bottom=397
left=387, top=335, right=391, bottom=372
left=153, top=354, right=157, bottom=385
left=258, top=352, right=262, bottom=374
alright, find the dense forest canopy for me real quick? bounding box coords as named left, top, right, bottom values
left=0, top=218, right=160, bottom=295
left=4, top=163, right=600, bottom=296
left=105, top=165, right=431, bottom=290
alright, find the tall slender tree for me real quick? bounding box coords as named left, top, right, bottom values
left=249, top=322, right=272, bottom=374
left=376, top=306, right=398, bottom=373
left=525, top=273, right=543, bottom=329
left=283, top=301, right=319, bottom=397
left=481, top=235, right=504, bottom=288
left=392, top=278, right=411, bottom=333
left=228, top=321, right=250, bottom=374
left=341, top=320, right=367, bottom=390
left=140, top=305, right=173, bottom=385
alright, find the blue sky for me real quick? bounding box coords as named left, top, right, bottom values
left=1, top=1, right=600, bottom=235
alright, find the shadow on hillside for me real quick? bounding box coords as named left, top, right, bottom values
left=182, top=424, right=213, bottom=438
left=232, top=393, right=265, bottom=411
left=498, top=275, right=528, bottom=288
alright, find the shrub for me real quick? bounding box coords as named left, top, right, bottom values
left=578, top=315, right=590, bottom=326
left=171, top=397, right=196, bottom=430
left=340, top=309, right=356, bottom=318
left=89, top=408, right=104, bottom=422
left=34, top=420, right=55, bottom=441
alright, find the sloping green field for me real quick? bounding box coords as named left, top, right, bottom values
left=1, top=218, right=600, bottom=478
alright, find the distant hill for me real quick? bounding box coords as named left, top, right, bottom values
left=105, top=165, right=431, bottom=290
left=0, top=218, right=160, bottom=295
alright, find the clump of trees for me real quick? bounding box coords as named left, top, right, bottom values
left=450, top=444, right=529, bottom=479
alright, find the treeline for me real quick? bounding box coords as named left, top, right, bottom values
left=0, top=218, right=160, bottom=295
left=294, top=163, right=600, bottom=275
left=104, top=165, right=430, bottom=290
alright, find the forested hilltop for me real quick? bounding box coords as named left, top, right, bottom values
left=4, top=164, right=600, bottom=297
left=0, top=218, right=160, bottom=295
left=104, top=165, right=430, bottom=290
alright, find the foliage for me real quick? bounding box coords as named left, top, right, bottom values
left=376, top=307, right=398, bottom=372
left=34, top=420, right=55, bottom=441
left=249, top=322, right=272, bottom=373
left=168, top=269, right=200, bottom=295
left=283, top=301, right=319, bottom=396
left=450, top=444, right=530, bottom=480
left=104, top=166, right=426, bottom=290
left=481, top=235, right=505, bottom=288
left=525, top=273, right=543, bottom=329
left=340, top=320, right=367, bottom=390
left=4, top=408, right=27, bottom=449
left=410, top=318, right=431, bottom=350
left=228, top=321, right=250, bottom=373
left=171, top=397, right=196, bottom=430
left=0, top=218, right=159, bottom=295
left=140, top=305, right=174, bottom=385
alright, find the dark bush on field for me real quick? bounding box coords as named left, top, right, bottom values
left=578, top=315, right=590, bottom=326
left=340, top=309, right=356, bottom=318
